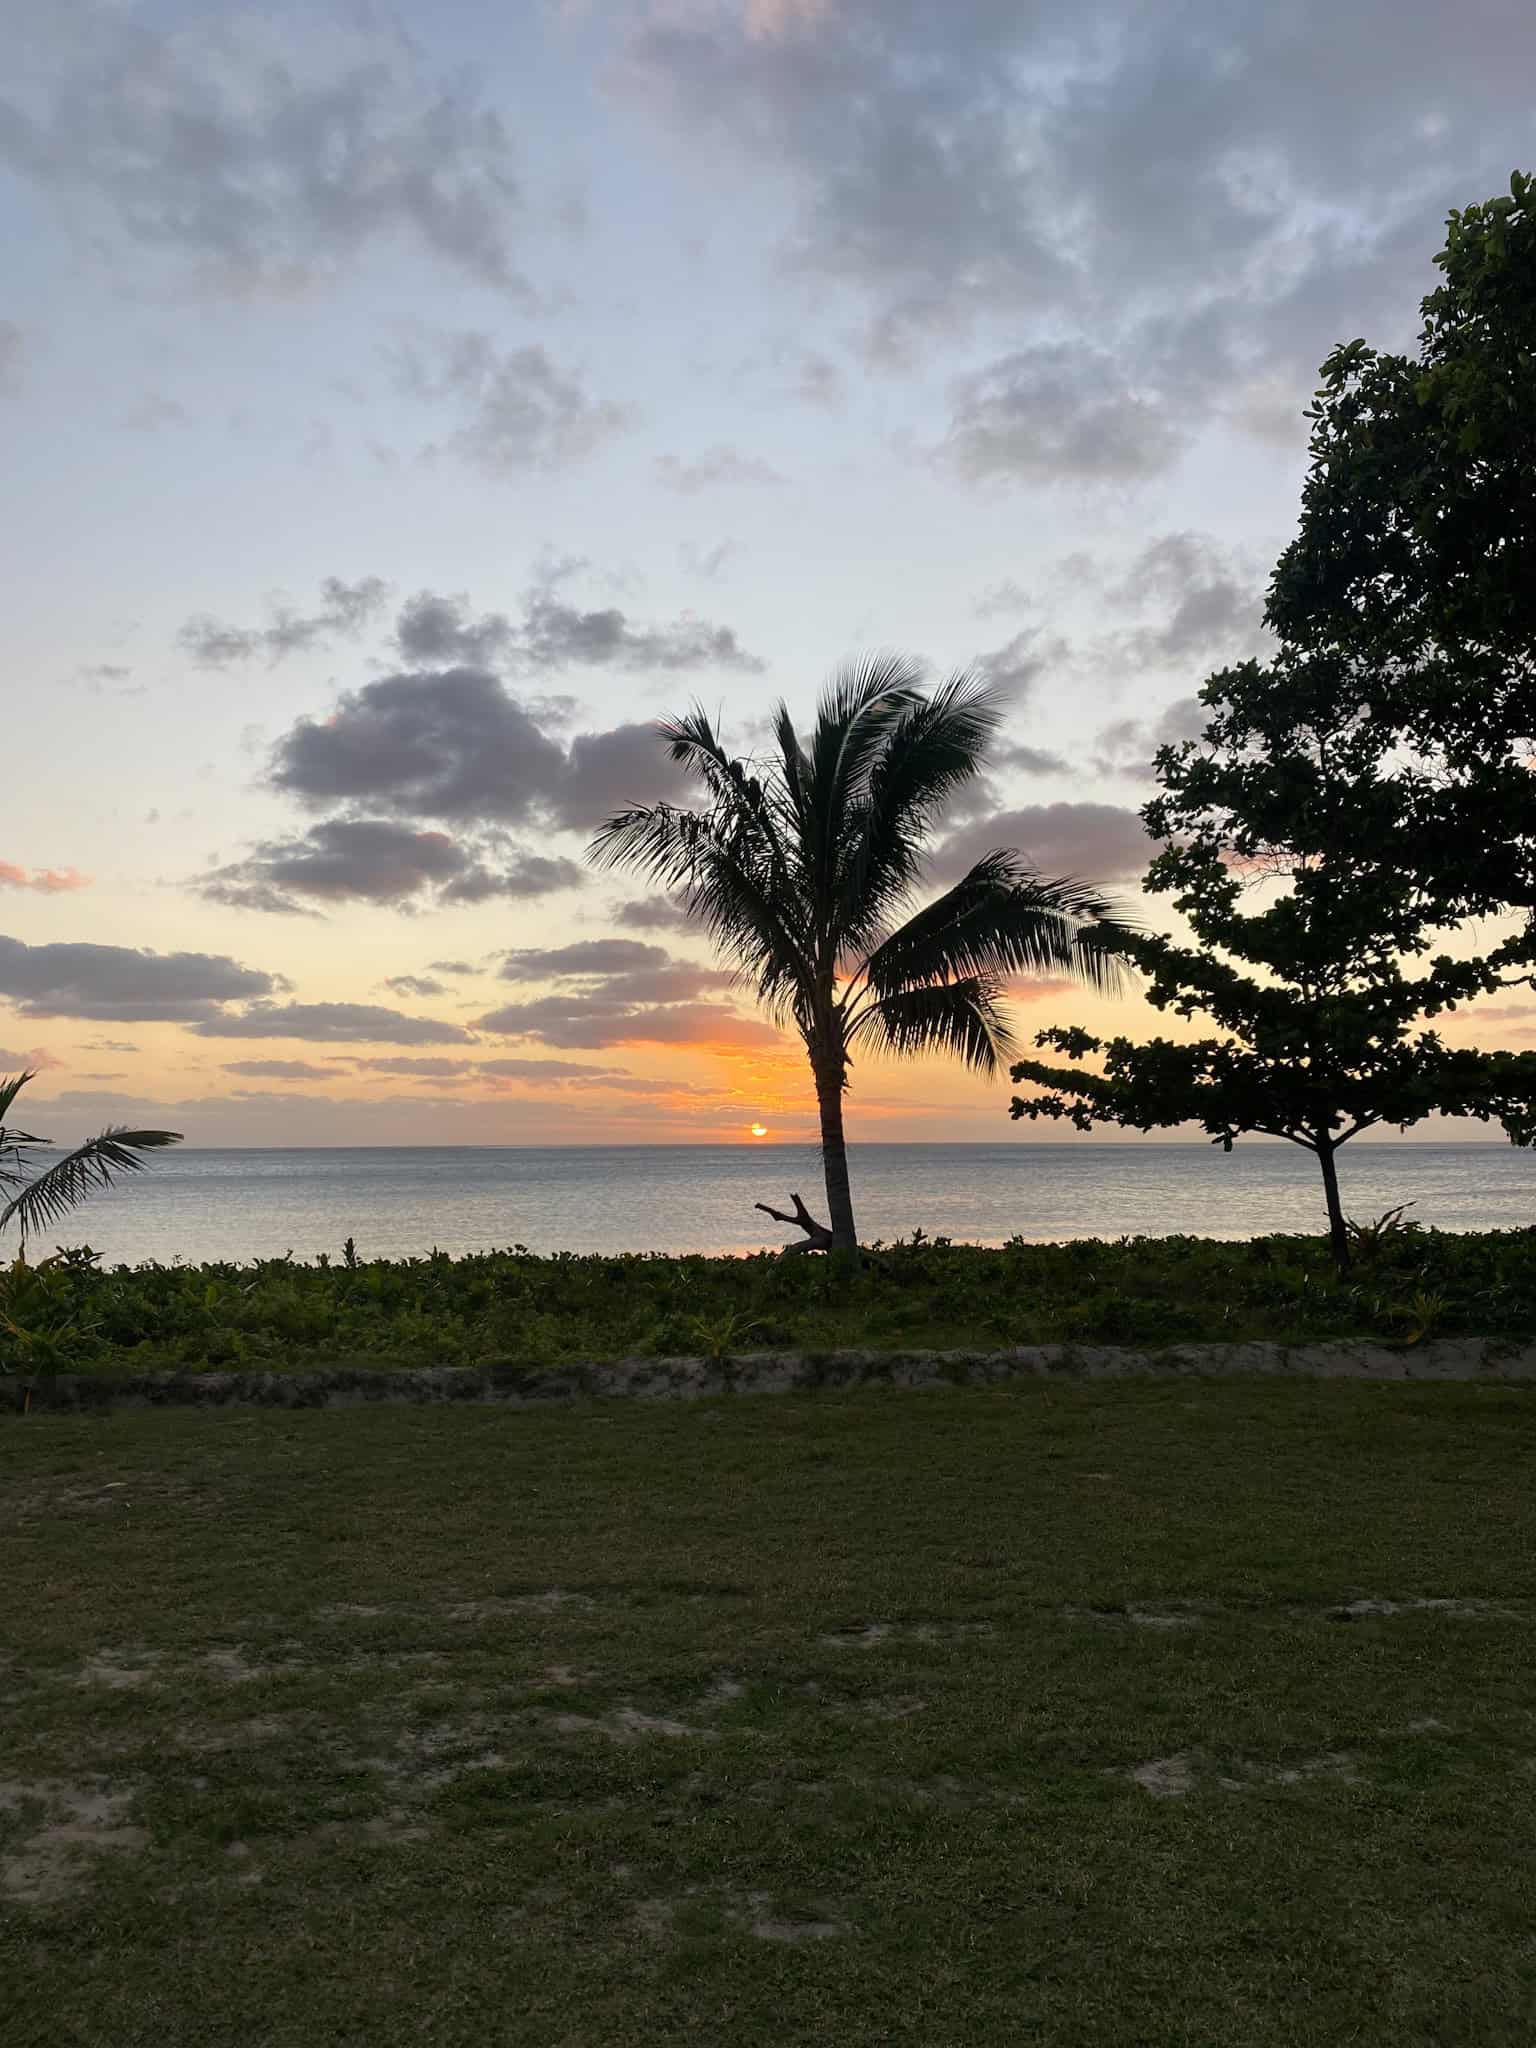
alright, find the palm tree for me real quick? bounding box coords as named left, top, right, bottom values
left=591, top=655, right=1128, bottom=1251
left=0, top=1072, right=181, bottom=1251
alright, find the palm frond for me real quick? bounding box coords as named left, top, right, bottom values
left=850, top=976, right=1015, bottom=1074
left=0, top=1072, right=39, bottom=1127
left=803, top=655, right=928, bottom=914
left=2, top=1127, right=182, bottom=1243
left=837, top=672, right=1011, bottom=952
left=859, top=853, right=1132, bottom=999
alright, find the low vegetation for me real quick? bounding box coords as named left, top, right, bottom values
left=5, top=1381, right=1535, bottom=2044
left=4, top=1223, right=1534, bottom=1377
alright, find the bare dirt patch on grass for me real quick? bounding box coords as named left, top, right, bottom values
left=0, top=1779, right=146, bottom=1904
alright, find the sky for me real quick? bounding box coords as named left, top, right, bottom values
left=4, top=0, right=1535, bottom=1148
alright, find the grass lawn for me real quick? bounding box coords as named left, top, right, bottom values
left=5, top=1379, right=1536, bottom=2044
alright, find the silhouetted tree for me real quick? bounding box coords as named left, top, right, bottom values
left=594, top=656, right=1126, bottom=1250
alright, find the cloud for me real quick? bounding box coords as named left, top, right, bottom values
left=382, top=975, right=447, bottom=999
left=477, top=1057, right=624, bottom=1081
left=350, top=1056, right=472, bottom=1077
left=940, top=347, right=1185, bottom=485
left=222, top=1059, right=334, bottom=1081
left=475, top=995, right=778, bottom=1050
left=188, top=575, right=764, bottom=690
left=0, top=320, right=26, bottom=396
left=199, top=820, right=468, bottom=913
left=428, top=960, right=476, bottom=977
left=179, top=577, right=389, bottom=669
left=0, top=934, right=279, bottom=1022
left=794, top=351, right=845, bottom=408
left=193, top=1002, right=474, bottom=1046
left=655, top=444, right=785, bottom=492
left=935, top=802, right=1151, bottom=885
left=972, top=579, right=1032, bottom=619
left=971, top=626, right=1068, bottom=703
left=497, top=941, right=736, bottom=1008
left=439, top=852, right=585, bottom=903
left=2, top=10, right=528, bottom=296
left=519, top=586, right=764, bottom=676
left=1092, top=696, right=1210, bottom=778
left=394, top=590, right=515, bottom=668
left=992, top=741, right=1071, bottom=777
left=0, top=1044, right=64, bottom=1071
left=625, top=3, right=1533, bottom=423
left=499, top=940, right=671, bottom=981
left=1102, top=533, right=1267, bottom=670
left=0, top=862, right=89, bottom=893
left=612, top=894, right=697, bottom=934
left=391, top=332, right=633, bottom=472
left=267, top=670, right=702, bottom=836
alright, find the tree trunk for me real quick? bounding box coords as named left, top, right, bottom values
left=1316, top=1139, right=1351, bottom=1273
left=813, top=1060, right=858, bottom=1251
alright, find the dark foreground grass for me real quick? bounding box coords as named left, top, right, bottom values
left=4, top=1380, right=1536, bottom=2045
left=7, top=1226, right=1536, bottom=1376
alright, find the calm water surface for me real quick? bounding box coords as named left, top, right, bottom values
left=47, top=1142, right=1536, bottom=1265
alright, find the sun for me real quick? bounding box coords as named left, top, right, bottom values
left=749, top=1122, right=769, bottom=1138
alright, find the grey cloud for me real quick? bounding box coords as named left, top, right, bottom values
left=972, top=579, right=1032, bottom=619
left=438, top=853, right=584, bottom=903
left=394, top=590, right=514, bottom=668
left=475, top=996, right=778, bottom=1050
left=993, top=741, right=1072, bottom=777
left=1103, top=533, right=1267, bottom=669
left=222, top=1059, right=333, bottom=1080
left=0, top=934, right=278, bottom=1022
left=428, top=960, right=476, bottom=976
left=180, top=577, right=389, bottom=670
left=554, top=723, right=698, bottom=831
left=2, top=10, right=528, bottom=296
left=627, top=4, right=1531, bottom=426
left=498, top=942, right=734, bottom=1008
left=935, top=802, right=1151, bottom=885
left=188, top=576, right=763, bottom=685
left=272, top=669, right=567, bottom=822
left=193, top=1003, right=474, bottom=1046
left=1091, top=697, right=1209, bottom=779
left=392, top=333, right=633, bottom=473
left=198, top=817, right=583, bottom=915
left=269, top=670, right=698, bottom=833
left=351, top=1056, right=471, bottom=1077
left=0, top=320, right=27, bottom=396
left=941, top=348, right=1186, bottom=485
left=795, top=352, right=845, bottom=409
left=120, top=392, right=186, bottom=432
left=478, top=1057, right=623, bottom=1080
left=520, top=590, right=764, bottom=676
left=500, top=941, right=670, bottom=981
left=655, top=445, right=785, bottom=493
left=612, top=894, right=697, bottom=935
left=382, top=976, right=446, bottom=999
left=972, top=626, right=1069, bottom=703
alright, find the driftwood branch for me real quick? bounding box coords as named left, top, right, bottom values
left=754, top=1192, right=836, bottom=1256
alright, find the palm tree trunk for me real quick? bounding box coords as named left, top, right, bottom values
left=1316, top=1138, right=1351, bottom=1273
left=813, top=1061, right=858, bottom=1251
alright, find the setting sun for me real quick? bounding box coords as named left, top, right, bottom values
left=749, top=1123, right=769, bottom=1138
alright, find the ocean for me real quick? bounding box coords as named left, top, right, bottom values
left=32, top=1141, right=1536, bottom=1266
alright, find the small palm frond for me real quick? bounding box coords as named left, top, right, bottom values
left=2, top=1127, right=182, bottom=1242
left=860, top=853, right=1132, bottom=999
left=851, top=976, right=1015, bottom=1074
left=0, top=1071, right=43, bottom=1129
